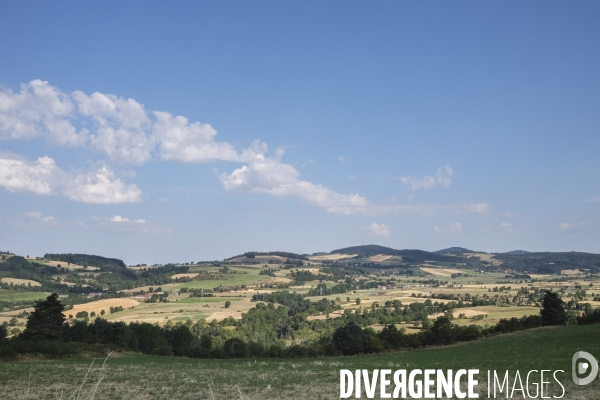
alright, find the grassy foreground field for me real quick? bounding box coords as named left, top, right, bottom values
left=0, top=324, right=598, bottom=399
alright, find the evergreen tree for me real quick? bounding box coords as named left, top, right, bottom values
left=21, top=293, right=66, bottom=341
left=540, top=290, right=567, bottom=326
left=332, top=321, right=364, bottom=355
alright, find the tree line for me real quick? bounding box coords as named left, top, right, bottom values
left=2, top=290, right=596, bottom=360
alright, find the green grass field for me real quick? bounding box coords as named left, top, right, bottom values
left=0, top=324, right=598, bottom=399
left=0, top=291, right=47, bottom=303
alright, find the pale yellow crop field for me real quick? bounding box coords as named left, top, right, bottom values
left=170, top=273, right=199, bottom=279
left=0, top=278, right=41, bottom=286
left=463, top=253, right=503, bottom=266
left=420, top=267, right=464, bottom=276
left=368, top=255, right=392, bottom=262
left=308, top=253, right=357, bottom=261
left=64, top=298, right=140, bottom=317
left=97, top=295, right=260, bottom=324
left=561, top=269, right=583, bottom=275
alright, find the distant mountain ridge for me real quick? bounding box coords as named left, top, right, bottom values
left=329, top=244, right=459, bottom=263
left=502, top=250, right=531, bottom=255
left=434, top=247, right=473, bottom=254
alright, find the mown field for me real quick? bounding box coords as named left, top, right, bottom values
left=0, top=324, right=598, bottom=399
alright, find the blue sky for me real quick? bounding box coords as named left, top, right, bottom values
left=1, top=2, right=599, bottom=264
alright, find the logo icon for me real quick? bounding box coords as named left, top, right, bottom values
left=572, top=351, right=598, bottom=385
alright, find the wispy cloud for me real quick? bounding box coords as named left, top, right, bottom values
left=400, top=166, right=454, bottom=191
left=92, top=216, right=170, bottom=235
left=433, top=222, right=463, bottom=234
left=23, top=211, right=58, bottom=226
left=369, top=223, right=391, bottom=237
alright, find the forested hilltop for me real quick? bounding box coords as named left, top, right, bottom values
left=44, top=253, right=126, bottom=269
left=324, top=245, right=600, bottom=274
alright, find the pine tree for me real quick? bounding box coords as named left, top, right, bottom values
left=21, top=293, right=65, bottom=341
left=540, top=290, right=567, bottom=326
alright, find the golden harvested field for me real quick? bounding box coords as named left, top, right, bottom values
left=170, top=273, right=199, bottom=279
left=43, top=260, right=100, bottom=271
left=420, top=267, right=463, bottom=276
left=428, top=309, right=489, bottom=319
left=308, top=253, right=357, bottom=261
left=96, top=295, right=261, bottom=324
left=307, top=312, right=343, bottom=320
left=0, top=277, right=41, bottom=286
left=561, top=269, right=582, bottom=275
left=64, top=298, right=140, bottom=317
left=464, top=252, right=503, bottom=266
left=368, top=254, right=392, bottom=262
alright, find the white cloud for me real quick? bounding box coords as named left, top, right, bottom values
left=369, top=223, right=391, bottom=237
left=434, top=222, right=463, bottom=234
left=219, top=150, right=369, bottom=214
left=158, top=197, right=169, bottom=203
left=348, top=175, right=357, bottom=180
left=0, top=154, right=61, bottom=195
left=500, top=222, right=513, bottom=228
left=152, top=111, right=240, bottom=163
left=0, top=81, right=489, bottom=215
left=0, top=80, right=86, bottom=146
left=219, top=153, right=488, bottom=216
left=72, top=90, right=155, bottom=164
left=62, top=166, right=142, bottom=204
left=400, top=165, right=454, bottom=190
left=559, top=222, right=570, bottom=229
left=23, top=211, right=58, bottom=225
left=110, top=215, right=130, bottom=222
left=110, top=215, right=146, bottom=224
left=92, top=216, right=170, bottom=235
left=0, top=153, right=140, bottom=204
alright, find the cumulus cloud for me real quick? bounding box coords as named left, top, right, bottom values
left=434, top=222, right=463, bottom=234
left=153, top=111, right=239, bottom=163
left=63, top=167, right=142, bottom=204
left=72, top=90, right=155, bottom=164
left=0, top=80, right=242, bottom=165
left=369, top=223, right=391, bottom=237
left=0, top=153, right=140, bottom=204
left=0, top=80, right=86, bottom=146
left=400, top=166, right=454, bottom=190
left=219, top=150, right=369, bottom=214
left=0, top=81, right=489, bottom=214
left=0, top=154, right=61, bottom=195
